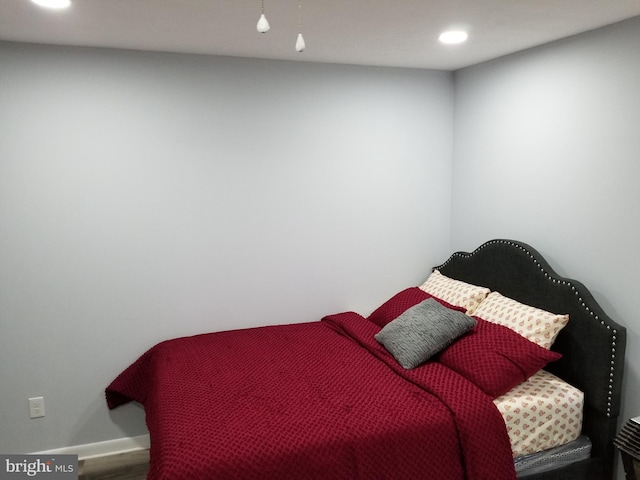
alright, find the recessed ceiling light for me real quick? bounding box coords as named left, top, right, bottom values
left=31, top=0, right=71, bottom=9
left=438, top=30, right=468, bottom=45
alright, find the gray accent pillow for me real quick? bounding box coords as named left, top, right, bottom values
left=375, top=298, right=476, bottom=369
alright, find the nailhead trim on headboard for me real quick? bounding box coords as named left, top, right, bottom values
left=435, top=239, right=619, bottom=417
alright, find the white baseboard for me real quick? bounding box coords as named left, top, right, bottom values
left=33, top=434, right=150, bottom=460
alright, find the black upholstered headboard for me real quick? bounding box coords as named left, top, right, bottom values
left=434, top=239, right=626, bottom=480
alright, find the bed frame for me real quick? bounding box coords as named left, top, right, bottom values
left=433, top=239, right=626, bottom=480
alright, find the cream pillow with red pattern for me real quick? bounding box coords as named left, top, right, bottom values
left=472, top=292, right=568, bottom=349
left=419, top=270, right=490, bottom=315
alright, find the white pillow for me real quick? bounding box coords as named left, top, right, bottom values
left=419, top=270, right=490, bottom=315
left=472, top=292, right=569, bottom=349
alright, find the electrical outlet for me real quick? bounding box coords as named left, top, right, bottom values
left=28, top=397, right=45, bottom=419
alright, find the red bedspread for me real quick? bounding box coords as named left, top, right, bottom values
left=106, top=313, right=516, bottom=480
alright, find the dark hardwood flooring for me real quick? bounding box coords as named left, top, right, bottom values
left=78, top=450, right=149, bottom=480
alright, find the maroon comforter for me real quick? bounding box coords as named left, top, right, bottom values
left=106, top=312, right=516, bottom=480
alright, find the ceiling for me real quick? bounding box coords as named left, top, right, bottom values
left=2, top=0, right=640, bottom=70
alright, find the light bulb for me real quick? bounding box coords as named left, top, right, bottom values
left=31, top=0, right=71, bottom=8
left=257, top=14, right=270, bottom=33
left=295, top=33, right=306, bottom=52
left=438, top=30, right=468, bottom=44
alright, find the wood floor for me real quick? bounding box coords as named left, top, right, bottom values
left=78, top=450, right=149, bottom=480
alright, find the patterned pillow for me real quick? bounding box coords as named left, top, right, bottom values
left=375, top=298, right=476, bottom=370
left=472, top=292, right=569, bottom=349
left=438, top=318, right=562, bottom=398
left=419, top=270, right=490, bottom=315
left=367, top=287, right=465, bottom=328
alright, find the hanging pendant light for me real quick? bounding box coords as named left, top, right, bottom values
left=256, top=0, right=270, bottom=33
left=257, top=14, right=270, bottom=33
left=295, top=0, right=305, bottom=52
left=295, top=33, right=306, bottom=52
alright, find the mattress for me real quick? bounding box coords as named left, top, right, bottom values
left=495, top=369, right=584, bottom=458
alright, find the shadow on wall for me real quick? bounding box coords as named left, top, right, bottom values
left=70, top=394, right=147, bottom=449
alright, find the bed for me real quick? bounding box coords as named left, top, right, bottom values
left=106, top=239, right=626, bottom=480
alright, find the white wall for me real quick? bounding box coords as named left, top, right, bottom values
left=452, top=16, right=640, bottom=479
left=0, top=42, right=454, bottom=453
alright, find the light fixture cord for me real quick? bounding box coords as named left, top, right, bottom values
left=261, top=0, right=265, bottom=15
left=295, top=0, right=306, bottom=52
